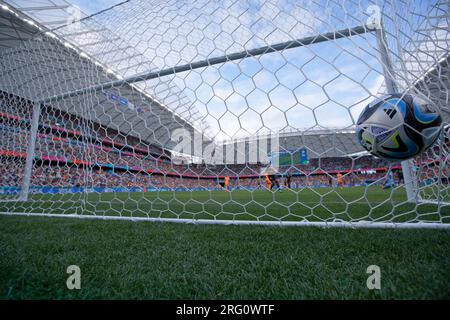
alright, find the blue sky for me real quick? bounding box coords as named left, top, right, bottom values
left=68, top=0, right=123, bottom=15
left=59, top=0, right=436, bottom=141
left=170, top=36, right=384, bottom=140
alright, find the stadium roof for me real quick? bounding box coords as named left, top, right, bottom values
left=414, top=53, right=449, bottom=121
left=1, top=0, right=212, bottom=135
left=224, top=129, right=365, bottom=162
left=377, top=0, right=449, bottom=122
left=0, top=2, right=212, bottom=150
left=0, top=2, right=40, bottom=48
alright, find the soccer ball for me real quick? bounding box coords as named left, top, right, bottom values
left=356, top=94, right=442, bottom=160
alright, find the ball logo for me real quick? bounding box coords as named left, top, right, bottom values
left=383, top=107, right=397, bottom=119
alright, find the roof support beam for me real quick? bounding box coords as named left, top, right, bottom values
left=19, top=5, right=71, bottom=12
left=59, top=28, right=107, bottom=37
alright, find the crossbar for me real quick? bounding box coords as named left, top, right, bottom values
left=41, top=25, right=372, bottom=104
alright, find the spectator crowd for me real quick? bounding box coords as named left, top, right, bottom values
left=2, top=92, right=440, bottom=192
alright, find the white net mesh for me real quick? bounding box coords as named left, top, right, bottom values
left=0, top=0, right=448, bottom=226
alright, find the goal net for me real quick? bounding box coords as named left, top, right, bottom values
left=0, top=0, right=448, bottom=228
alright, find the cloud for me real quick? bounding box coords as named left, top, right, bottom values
left=67, top=0, right=123, bottom=15
left=60, top=0, right=390, bottom=142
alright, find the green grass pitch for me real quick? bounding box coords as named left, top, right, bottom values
left=0, top=186, right=449, bottom=299
left=1, top=186, right=449, bottom=223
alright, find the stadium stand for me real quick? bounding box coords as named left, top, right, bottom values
left=1, top=90, right=407, bottom=193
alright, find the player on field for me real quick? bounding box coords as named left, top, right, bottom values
left=217, top=177, right=225, bottom=189
left=383, top=170, right=394, bottom=189
left=285, top=172, right=292, bottom=189
left=224, top=176, right=230, bottom=191
left=269, top=174, right=280, bottom=190
left=396, top=170, right=404, bottom=185
left=264, top=174, right=272, bottom=190
left=336, top=172, right=344, bottom=190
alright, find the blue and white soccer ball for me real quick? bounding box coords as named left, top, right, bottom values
left=356, top=94, right=442, bottom=160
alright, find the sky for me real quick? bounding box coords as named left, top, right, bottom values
left=23, top=0, right=438, bottom=142
left=67, top=0, right=124, bottom=15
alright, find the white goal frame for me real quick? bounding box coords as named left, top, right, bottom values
left=0, top=2, right=448, bottom=228
left=19, top=25, right=432, bottom=204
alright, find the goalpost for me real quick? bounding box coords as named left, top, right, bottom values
left=0, top=0, right=448, bottom=228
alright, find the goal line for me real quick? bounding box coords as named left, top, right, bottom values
left=1, top=211, right=449, bottom=229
